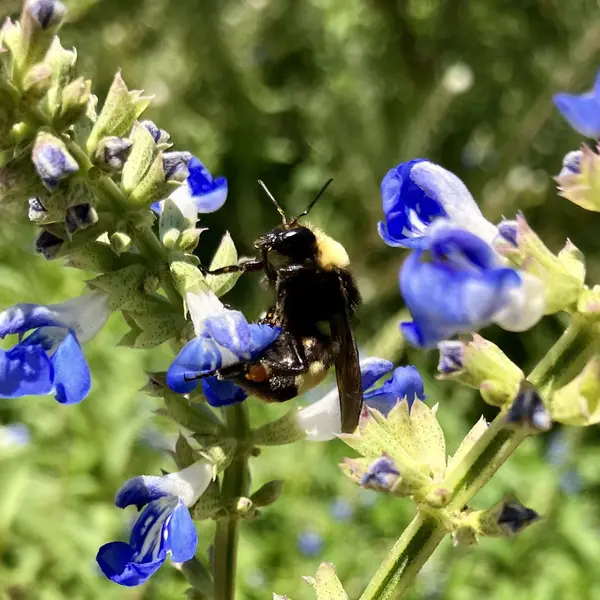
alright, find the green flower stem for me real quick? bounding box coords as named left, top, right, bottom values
left=213, top=402, right=251, bottom=600
left=360, top=319, right=596, bottom=600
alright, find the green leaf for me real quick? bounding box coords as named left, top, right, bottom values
left=121, top=121, right=157, bottom=194
left=303, top=563, right=348, bottom=600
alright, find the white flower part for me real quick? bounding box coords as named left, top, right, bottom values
left=51, top=291, right=110, bottom=343
left=296, top=388, right=342, bottom=442
left=411, top=161, right=499, bottom=245
left=493, top=272, right=546, bottom=331
left=167, top=185, right=199, bottom=223
left=156, top=461, right=214, bottom=507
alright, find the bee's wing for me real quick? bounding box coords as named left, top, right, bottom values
left=331, top=276, right=362, bottom=434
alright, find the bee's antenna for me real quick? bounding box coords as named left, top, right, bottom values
left=258, top=180, right=287, bottom=225
left=292, top=178, right=334, bottom=224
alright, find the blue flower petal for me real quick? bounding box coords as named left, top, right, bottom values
left=203, top=311, right=252, bottom=357
left=194, top=178, right=228, bottom=213
left=248, top=323, right=281, bottom=353
left=0, top=303, right=66, bottom=338
left=0, top=343, right=53, bottom=398
left=429, top=225, right=497, bottom=269
left=187, top=157, right=228, bottom=213
left=201, top=376, right=247, bottom=407
left=51, top=331, right=90, bottom=404
left=364, top=366, right=426, bottom=414
left=360, top=455, right=400, bottom=489
left=97, top=541, right=165, bottom=587
left=359, top=358, right=393, bottom=391
left=165, top=500, right=199, bottom=563
left=167, top=336, right=225, bottom=393
left=553, top=71, right=600, bottom=138
left=115, top=476, right=171, bottom=509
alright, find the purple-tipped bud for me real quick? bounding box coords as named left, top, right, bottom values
left=32, top=133, right=79, bottom=191
left=497, top=500, right=540, bottom=534
left=163, top=151, right=192, bottom=182
left=93, top=136, right=133, bottom=171
left=437, top=340, right=465, bottom=374
left=35, top=229, right=63, bottom=258
left=65, top=203, right=98, bottom=234
left=359, top=455, right=400, bottom=491
left=497, top=219, right=518, bottom=247
left=140, top=120, right=170, bottom=145
left=28, top=197, right=47, bottom=223
left=25, top=0, right=66, bottom=30
left=506, top=381, right=552, bottom=432
left=559, top=150, right=582, bottom=177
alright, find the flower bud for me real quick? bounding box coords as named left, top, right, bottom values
left=32, top=130, right=78, bottom=191
left=506, top=381, right=552, bottom=433
left=22, top=62, right=52, bottom=98
left=28, top=196, right=47, bottom=223
left=195, top=438, right=237, bottom=475
left=250, top=480, right=284, bottom=508
left=86, top=72, right=151, bottom=154
left=109, top=231, right=132, bottom=255
left=140, top=119, right=171, bottom=146
left=495, top=214, right=584, bottom=314
left=42, top=38, right=77, bottom=116
left=19, top=0, right=66, bottom=69
left=57, top=76, right=91, bottom=127
left=437, top=335, right=523, bottom=407
left=479, top=497, right=540, bottom=537
left=577, top=285, right=600, bottom=320
left=34, top=228, right=63, bottom=258
left=548, top=357, right=600, bottom=426
left=359, top=454, right=401, bottom=491
left=65, top=203, right=98, bottom=234
left=555, top=145, right=600, bottom=212
left=163, top=151, right=192, bottom=182
left=92, top=136, right=132, bottom=171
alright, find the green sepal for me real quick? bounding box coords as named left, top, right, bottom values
left=42, top=37, right=77, bottom=118
left=439, top=335, right=524, bottom=407
left=577, top=285, right=600, bottom=320
left=179, top=558, right=214, bottom=597
left=55, top=76, right=91, bottom=129
left=173, top=433, right=196, bottom=470
left=120, top=310, right=186, bottom=348
left=446, top=416, right=488, bottom=474
left=547, top=356, right=600, bottom=426
left=250, top=480, right=284, bottom=507
left=206, top=232, right=241, bottom=296
left=250, top=409, right=306, bottom=446
left=169, top=257, right=209, bottom=298
left=22, top=62, right=52, bottom=98
left=177, top=227, right=207, bottom=253
left=303, top=563, right=348, bottom=600
left=160, top=393, right=225, bottom=435
left=159, top=196, right=195, bottom=248
left=86, top=263, right=147, bottom=310
left=109, top=231, right=132, bottom=255
left=190, top=479, right=221, bottom=521
left=86, top=72, right=145, bottom=154
left=121, top=121, right=156, bottom=193
left=195, top=438, right=237, bottom=475
left=65, top=243, right=138, bottom=273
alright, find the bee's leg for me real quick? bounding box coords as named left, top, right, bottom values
left=199, top=258, right=265, bottom=276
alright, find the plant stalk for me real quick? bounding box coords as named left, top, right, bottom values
left=360, top=319, right=596, bottom=600
left=213, top=402, right=251, bottom=600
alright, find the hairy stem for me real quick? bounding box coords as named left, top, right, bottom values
left=213, top=402, right=251, bottom=600
left=360, top=319, right=595, bottom=600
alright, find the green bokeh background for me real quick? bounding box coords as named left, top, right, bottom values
left=2, top=0, right=600, bottom=599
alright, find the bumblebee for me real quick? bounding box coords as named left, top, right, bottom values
left=199, top=181, right=362, bottom=433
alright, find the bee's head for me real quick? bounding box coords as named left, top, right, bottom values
left=254, top=224, right=317, bottom=261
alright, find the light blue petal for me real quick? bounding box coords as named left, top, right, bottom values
left=115, top=476, right=170, bottom=509
left=167, top=336, right=224, bottom=393
left=359, top=357, right=393, bottom=391
left=0, top=344, right=53, bottom=398
left=194, top=177, right=228, bottom=213
left=553, top=92, right=600, bottom=138
left=247, top=323, right=281, bottom=354
left=97, top=541, right=165, bottom=587
left=201, top=377, right=247, bottom=407
left=51, top=331, right=90, bottom=404
left=203, top=311, right=252, bottom=357
left=0, top=303, right=66, bottom=338
left=364, top=366, right=426, bottom=414
left=429, top=224, right=497, bottom=269
left=166, top=500, right=198, bottom=563
left=187, top=157, right=228, bottom=213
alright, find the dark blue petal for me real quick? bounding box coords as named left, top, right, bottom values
left=51, top=331, right=90, bottom=404
left=201, top=377, right=247, bottom=407
left=553, top=90, right=600, bottom=138
left=0, top=343, right=54, bottom=398
left=115, top=476, right=170, bottom=509
left=0, top=303, right=66, bottom=338
left=437, top=341, right=465, bottom=374
left=97, top=541, right=165, bottom=587
left=429, top=225, right=497, bottom=270
left=378, top=159, right=447, bottom=247
left=364, top=366, right=426, bottom=414
left=150, top=201, right=162, bottom=215
left=187, top=157, right=228, bottom=213
left=167, top=337, right=225, bottom=393
left=359, top=358, right=393, bottom=391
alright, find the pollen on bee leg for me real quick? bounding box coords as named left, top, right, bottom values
left=246, top=364, right=270, bottom=382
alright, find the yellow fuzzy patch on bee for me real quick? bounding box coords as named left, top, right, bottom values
left=309, top=225, right=350, bottom=270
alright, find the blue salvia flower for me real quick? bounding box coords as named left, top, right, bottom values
left=399, top=222, right=543, bottom=348
left=97, top=461, right=212, bottom=586
left=167, top=289, right=280, bottom=406
left=151, top=156, right=228, bottom=216
left=363, top=365, right=426, bottom=415
left=359, top=455, right=401, bottom=490
left=296, top=357, right=392, bottom=440
left=297, top=531, right=323, bottom=557
left=330, top=498, right=353, bottom=521
left=0, top=292, right=109, bottom=404
left=378, top=159, right=498, bottom=248
left=553, top=69, right=600, bottom=138
left=32, top=136, right=79, bottom=191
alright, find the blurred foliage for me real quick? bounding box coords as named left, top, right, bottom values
left=2, top=0, right=600, bottom=599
